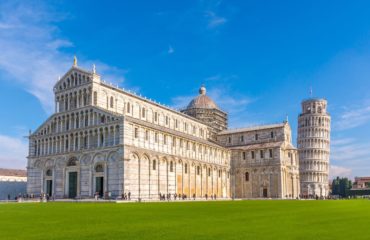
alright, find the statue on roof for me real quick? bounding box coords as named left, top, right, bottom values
left=73, top=55, right=78, bottom=67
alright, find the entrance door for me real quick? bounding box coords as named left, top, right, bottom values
left=68, top=172, right=78, bottom=198
left=96, top=177, right=104, bottom=197
left=46, top=180, right=53, bottom=197
left=263, top=188, right=268, bottom=198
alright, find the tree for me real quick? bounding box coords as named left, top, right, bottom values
left=331, top=177, right=352, bottom=198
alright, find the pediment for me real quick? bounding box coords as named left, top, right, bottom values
left=53, top=66, right=93, bottom=93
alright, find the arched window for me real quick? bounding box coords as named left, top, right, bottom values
left=152, top=160, right=156, bottom=170
left=110, top=96, right=114, bottom=108
left=170, top=161, right=173, bottom=172
left=95, top=164, right=104, bottom=172
left=127, top=102, right=131, bottom=113
left=245, top=172, right=249, bottom=182
left=67, top=157, right=77, bottom=166
left=100, top=133, right=104, bottom=146
left=46, top=169, right=52, bottom=176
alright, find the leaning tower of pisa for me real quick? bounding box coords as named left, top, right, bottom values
left=297, top=98, right=331, bottom=198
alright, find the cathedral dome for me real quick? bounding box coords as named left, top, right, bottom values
left=186, top=85, right=219, bottom=110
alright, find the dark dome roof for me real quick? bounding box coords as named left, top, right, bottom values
left=186, top=85, right=219, bottom=109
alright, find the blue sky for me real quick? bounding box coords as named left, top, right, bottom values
left=0, top=0, right=370, bottom=179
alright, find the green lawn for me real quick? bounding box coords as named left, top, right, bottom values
left=0, top=200, right=369, bottom=240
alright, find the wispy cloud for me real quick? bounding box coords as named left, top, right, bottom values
left=168, top=45, right=174, bottom=54
left=205, top=11, right=227, bottom=28
left=0, top=0, right=127, bottom=114
left=330, top=165, right=352, bottom=179
left=0, top=134, right=28, bottom=169
left=335, top=101, right=370, bottom=130
left=330, top=137, right=370, bottom=179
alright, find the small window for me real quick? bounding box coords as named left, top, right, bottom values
left=218, top=170, right=221, bottom=178
left=228, top=137, right=231, bottom=144
left=164, top=135, right=167, bottom=145
left=172, top=137, right=176, bottom=147
left=154, top=112, right=158, bottom=122
left=46, top=169, right=52, bottom=176
left=184, top=123, right=187, bottom=131
left=251, top=151, right=255, bottom=159
left=184, top=163, right=188, bottom=174
left=175, top=119, right=178, bottom=128
left=127, top=103, right=131, bottom=113
left=95, top=164, right=104, bottom=172
left=134, top=128, right=138, bottom=138
left=245, top=172, right=249, bottom=182
left=170, top=161, right=173, bottom=172
left=67, top=157, right=77, bottom=166
left=255, top=134, right=259, bottom=140
left=155, top=133, right=158, bottom=142
left=110, top=96, right=114, bottom=108
left=208, top=168, right=211, bottom=177
left=271, top=131, right=274, bottom=138
left=197, top=166, right=200, bottom=175
left=193, top=126, right=196, bottom=134
left=260, top=150, right=264, bottom=158
left=142, top=108, right=146, bottom=118
left=242, top=151, right=246, bottom=160
left=85, top=116, right=89, bottom=127
left=93, top=91, right=97, bottom=105
left=166, top=116, right=169, bottom=125
left=240, top=135, right=244, bottom=142
left=153, top=160, right=156, bottom=170
left=269, top=149, right=273, bottom=158
left=145, top=130, right=149, bottom=141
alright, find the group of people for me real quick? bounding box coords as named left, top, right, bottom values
left=8, top=193, right=51, bottom=202
left=120, top=192, right=131, bottom=200
left=158, top=193, right=218, bottom=201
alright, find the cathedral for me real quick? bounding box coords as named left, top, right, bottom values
left=26, top=58, right=330, bottom=200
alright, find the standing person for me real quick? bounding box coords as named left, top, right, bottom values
left=7, top=194, right=10, bottom=201
left=128, top=192, right=131, bottom=200
left=95, top=192, right=99, bottom=201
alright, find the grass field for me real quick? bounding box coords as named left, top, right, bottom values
left=0, top=200, right=369, bottom=240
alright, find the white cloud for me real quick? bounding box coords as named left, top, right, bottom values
left=0, top=1, right=127, bottom=114
left=168, top=45, right=174, bottom=54
left=335, top=103, right=370, bottom=130
left=330, top=165, right=352, bottom=179
left=329, top=137, right=370, bottom=179
left=0, top=134, right=28, bottom=169
left=205, top=11, right=227, bottom=28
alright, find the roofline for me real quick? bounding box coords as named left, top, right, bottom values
left=301, top=98, right=327, bottom=103
left=218, top=122, right=288, bottom=135
left=99, top=81, right=213, bottom=128
left=53, top=66, right=94, bottom=89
